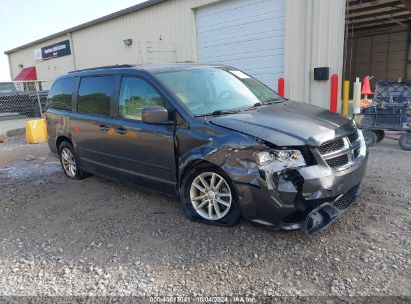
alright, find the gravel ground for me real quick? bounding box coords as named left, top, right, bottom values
left=0, top=137, right=410, bottom=299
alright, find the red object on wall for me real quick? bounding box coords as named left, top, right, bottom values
left=15, top=67, right=37, bottom=81
left=278, top=77, right=285, bottom=97
left=330, top=74, right=338, bottom=113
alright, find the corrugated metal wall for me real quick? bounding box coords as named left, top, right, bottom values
left=408, top=30, right=411, bottom=78
left=284, top=0, right=346, bottom=109
left=8, top=35, right=75, bottom=81
left=71, top=0, right=197, bottom=69
left=345, top=28, right=409, bottom=85
left=7, top=0, right=349, bottom=111
left=7, top=0, right=221, bottom=81
left=309, top=0, right=346, bottom=110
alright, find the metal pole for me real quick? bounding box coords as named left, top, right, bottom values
left=35, top=81, right=43, bottom=117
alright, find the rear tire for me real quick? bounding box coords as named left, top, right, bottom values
left=399, top=133, right=411, bottom=151
left=363, top=130, right=377, bottom=147
left=374, top=130, right=385, bottom=143
left=58, top=141, right=87, bottom=180
left=180, top=166, right=242, bottom=227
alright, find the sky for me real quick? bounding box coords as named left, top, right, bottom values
left=0, top=0, right=146, bottom=81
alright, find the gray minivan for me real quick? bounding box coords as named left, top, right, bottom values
left=46, top=64, right=368, bottom=234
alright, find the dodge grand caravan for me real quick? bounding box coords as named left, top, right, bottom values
left=46, top=64, right=368, bottom=234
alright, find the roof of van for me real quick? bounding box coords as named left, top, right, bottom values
left=66, top=63, right=230, bottom=76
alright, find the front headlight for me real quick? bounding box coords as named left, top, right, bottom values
left=253, top=150, right=306, bottom=168
left=357, top=129, right=367, bottom=156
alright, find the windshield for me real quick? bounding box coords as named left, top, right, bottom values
left=154, top=67, right=282, bottom=116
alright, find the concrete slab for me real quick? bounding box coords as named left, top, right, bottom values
left=0, top=118, right=30, bottom=136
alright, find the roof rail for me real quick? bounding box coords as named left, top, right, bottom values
left=69, top=64, right=135, bottom=73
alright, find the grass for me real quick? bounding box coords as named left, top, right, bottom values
left=6, top=128, right=26, bottom=137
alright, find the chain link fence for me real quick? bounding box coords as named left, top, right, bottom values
left=0, top=80, right=51, bottom=121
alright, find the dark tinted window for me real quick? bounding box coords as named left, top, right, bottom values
left=47, top=78, right=75, bottom=110
left=78, top=76, right=114, bottom=116
left=119, top=77, right=165, bottom=120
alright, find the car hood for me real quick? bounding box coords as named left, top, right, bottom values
left=208, top=101, right=355, bottom=147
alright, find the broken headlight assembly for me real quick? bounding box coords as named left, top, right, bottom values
left=253, top=149, right=306, bottom=168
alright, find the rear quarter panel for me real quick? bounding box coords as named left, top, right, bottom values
left=46, top=109, right=71, bottom=154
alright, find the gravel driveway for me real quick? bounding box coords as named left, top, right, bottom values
left=0, top=138, right=410, bottom=299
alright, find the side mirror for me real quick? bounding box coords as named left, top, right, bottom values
left=141, top=106, right=171, bottom=124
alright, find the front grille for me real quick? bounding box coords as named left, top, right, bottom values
left=318, top=138, right=345, bottom=155
left=317, top=129, right=363, bottom=170
left=333, top=185, right=360, bottom=210
left=347, top=130, right=359, bottom=144
left=325, top=154, right=349, bottom=168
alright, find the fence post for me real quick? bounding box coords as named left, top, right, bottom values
left=35, top=81, right=43, bottom=116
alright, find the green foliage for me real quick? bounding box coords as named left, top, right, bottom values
left=6, top=128, right=25, bottom=137
left=78, top=93, right=110, bottom=116
left=120, top=96, right=164, bottom=120
left=48, top=93, right=71, bottom=110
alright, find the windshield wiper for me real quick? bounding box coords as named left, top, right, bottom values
left=240, top=102, right=263, bottom=112
left=240, top=98, right=285, bottom=112
left=243, top=99, right=284, bottom=111
left=196, top=109, right=240, bottom=117
left=197, top=99, right=283, bottom=117
left=266, top=98, right=285, bottom=103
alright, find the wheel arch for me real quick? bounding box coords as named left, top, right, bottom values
left=56, top=136, right=73, bottom=154
left=179, top=159, right=222, bottom=185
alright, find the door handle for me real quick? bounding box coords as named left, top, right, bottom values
left=115, top=127, right=127, bottom=135
left=98, top=125, right=110, bottom=132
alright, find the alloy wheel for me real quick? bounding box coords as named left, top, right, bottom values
left=61, top=148, right=77, bottom=177
left=190, top=172, right=232, bottom=221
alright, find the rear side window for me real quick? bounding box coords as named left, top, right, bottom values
left=47, top=78, right=75, bottom=110
left=119, top=77, right=165, bottom=120
left=78, top=76, right=114, bottom=116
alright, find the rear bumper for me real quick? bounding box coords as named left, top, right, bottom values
left=235, top=153, right=368, bottom=233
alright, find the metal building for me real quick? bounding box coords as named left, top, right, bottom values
left=5, top=0, right=410, bottom=110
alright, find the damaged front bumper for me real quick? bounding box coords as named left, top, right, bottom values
left=235, top=153, right=368, bottom=234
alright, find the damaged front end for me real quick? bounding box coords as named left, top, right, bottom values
left=303, top=185, right=361, bottom=234
left=206, top=129, right=368, bottom=235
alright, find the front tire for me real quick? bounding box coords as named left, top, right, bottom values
left=58, top=141, right=86, bottom=180
left=374, top=130, right=385, bottom=143
left=363, top=130, right=377, bottom=147
left=180, top=166, right=242, bottom=226
left=399, top=133, right=411, bottom=151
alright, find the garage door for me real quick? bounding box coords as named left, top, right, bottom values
left=196, top=0, right=285, bottom=90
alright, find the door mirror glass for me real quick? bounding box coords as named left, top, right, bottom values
left=142, top=106, right=170, bottom=124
